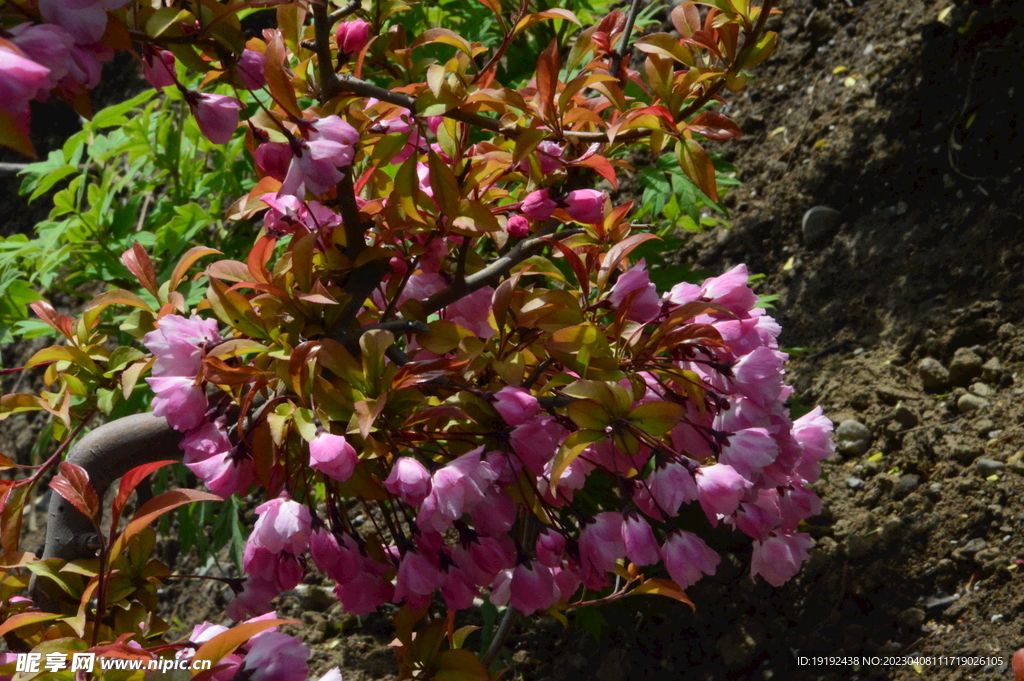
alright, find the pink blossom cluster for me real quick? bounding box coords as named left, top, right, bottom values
left=220, top=264, right=832, bottom=620
left=143, top=314, right=254, bottom=499
left=253, top=115, right=360, bottom=198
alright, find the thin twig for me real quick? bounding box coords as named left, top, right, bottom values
left=312, top=3, right=342, bottom=101
left=330, top=0, right=361, bottom=21
left=610, top=0, right=644, bottom=82
left=422, top=227, right=583, bottom=314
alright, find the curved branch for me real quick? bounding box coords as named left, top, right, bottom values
left=32, top=413, right=183, bottom=610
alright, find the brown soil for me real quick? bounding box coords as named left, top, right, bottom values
left=7, top=0, right=1024, bottom=678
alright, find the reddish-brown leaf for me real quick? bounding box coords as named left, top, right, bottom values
left=121, top=243, right=159, bottom=297
left=50, top=462, right=101, bottom=528
left=110, top=460, right=179, bottom=538
left=535, top=38, right=560, bottom=125
left=675, top=138, right=718, bottom=202
left=688, top=111, right=744, bottom=140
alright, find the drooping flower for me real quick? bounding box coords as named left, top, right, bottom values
left=37, top=0, right=132, bottom=45
left=621, top=513, right=660, bottom=566
left=142, top=47, right=176, bottom=89
left=235, top=49, right=266, bottom=90
left=521, top=189, right=557, bottom=221
left=492, top=386, right=539, bottom=426
left=309, top=431, right=359, bottom=482
left=384, top=457, right=432, bottom=505
left=251, top=497, right=312, bottom=556
left=9, top=24, right=74, bottom=96
left=510, top=415, right=570, bottom=475
left=695, top=463, right=751, bottom=525
left=750, top=532, right=814, bottom=587
left=508, top=560, right=559, bottom=615
left=609, top=260, right=662, bottom=323
left=186, top=91, right=244, bottom=145
left=444, top=286, right=496, bottom=338
left=279, top=116, right=360, bottom=197
left=661, top=530, right=720, bottom=589
left=633, top=460, right=698, bottom=520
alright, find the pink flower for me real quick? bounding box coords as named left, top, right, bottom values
left=416, top=449, right=496, bottom=532
left=309, top=431, right=359, bottom=482
left=335, top=19, right=370, bottom=56
left=384, top=457, right=432, bottom=505
left=792, top=406, right=835, bottom=465
left=621, top=514, right=660, bottom=566
left=701, top=263, right=758, bottom=315
left=535, top=529, right=566, bottom=568
left=469, top=489, right=517, bottom=536
left=280, top=116, right=359, bottom=197
left=506, top=214, right=530, bottom=238
left=238, top=631, right=310, bottom=681
left=719, top=427, right=779, bottom=478
left=180, top=421, right=254, bottom=498
left=509, top=561, right=559, bottom=615
left=661, top=530, right=720, bottom=589
left=563, top=189, right=605, bottom=224
left=144, top=313, right=220, bottom=377
left=255, top=143, right=291, bottom=181
left=187, top=92, right=244, bottom=145
left=633, top=461, right=698, bottom=519
left=251, top=497, right=312, bottom=555
left=609, top=261, right=662, bottom=323
left=521, top=189, right=557, bottom=221
left=510, top=415, right=570, bottom=475
left=142, top=48, right=176, bottom=89
left=444, top=286, right=496, bottom=338
left=750, top=532, right=814, bottom=587
left=147, top=376, right=207, bottom=431
left=778, top=482, right=822, bottom=531
left=578, top=512, right=625, bottom=577
left=37, top=0, right=130, bottom=45
left=0, top=48, right=52, bottom=116
left=732, top=346, right=786, bottom=407
left=236, top=49, right=266, bottom=90
left=243, top=545, right=304, bottom=592
left=9, top=24, right=74, bottom=96
left=695, top=463, right=751, bottom=525
left=393, top=550, right=441, bottom=606
left=492, top=386, right=539, bottom=426
left=310, top=528, right=352, bottom=583
left=734, top=489, right=782, bottom=541
left=439, top=563, right=477, bottom=610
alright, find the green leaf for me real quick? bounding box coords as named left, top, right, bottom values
left=627, top=401, right=685, bottom=437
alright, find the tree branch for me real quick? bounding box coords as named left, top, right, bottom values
left=32, top=414, right=183, bottom=610
left=422, top=226, right=583, bottom=314
left=312, top=3, right=342, bottom=101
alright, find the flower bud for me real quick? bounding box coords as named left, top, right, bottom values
left=562, top=189, right=606, bottom=224
left=384, top=457, right=432, bottom=505
left=506, top=214, right=530, bottom=238
left=521, top=189, right=557, bottom=221
left=336, top=19, right=370, bottom=57
left=309, top=431, right=359, bottom=482
left=236, top=49, right=266, bottom=90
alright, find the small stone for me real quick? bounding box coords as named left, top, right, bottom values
left=836, top=419, right=873, bottom=457
left=918, top=358, right=950, bottom=391
left=846, top=477, right=865, bottom=490
left=974, top=547, right=1001, bottom=566
left=802, top=205, right=843, bottom=246
left=982, top=357, right=1003, bottom=383
left=997, top=323, right=1015, bottom=341
left=892, top=474, right=920, bottom=499
left=950, top=442, right=983, bottom=464
left=929, top=482, right=943, bottom=494
left=974, top=418, right=995, bottom=436
left=970, top=382, right=994, bottom=397
left=892, top=404, right=919, bottom=428
left=896, top=607, right=925, bottom=629
left=959, top=538, right=987, bottom=556
left=975, top=458, right=1005, bottom=476
left=949, top=347, right=984, bottom=386
left=957, top=393, right=988, bottom=414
